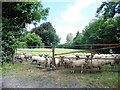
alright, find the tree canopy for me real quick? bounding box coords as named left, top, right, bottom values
left=96, top=1, right=120, bottom=18
left=31, top=22, right=60, bottom=46
left=2, top=2, right=49, bottom=63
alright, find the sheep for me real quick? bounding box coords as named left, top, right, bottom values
left=85, top=55, right=106, bottom=73
left=85, top=59, right=105, bottom=73
left=14, top=54, right=24, bottom=63
left=31, top=55, right=48, bottom=67
left=50, top=58, right=62, bottom=67
left=69, top=59, right=87, bottom=73
left=45, top=56, right=52, bottom=67
left=59, top=56, right=72, bottom=68
left=23, top=53, right=32, bottom=61
left=114, top=54, right=120, bottom=64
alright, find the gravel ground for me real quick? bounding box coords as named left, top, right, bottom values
left=2, top=67, right=83, bottom=88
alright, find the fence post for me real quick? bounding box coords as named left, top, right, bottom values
left=52, top=45, right=56, bottom=68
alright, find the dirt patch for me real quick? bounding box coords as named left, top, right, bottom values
left=2, top=64, right=118, bottom=88
left=2, top=67, right=84, bottom=88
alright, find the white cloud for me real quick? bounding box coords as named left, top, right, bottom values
left=54, top=0, right=98, bottom=23
left=55, top=26, right=84, bottom=44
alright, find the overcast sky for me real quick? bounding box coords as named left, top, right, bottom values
left=26, top=0, right=106, bottom=44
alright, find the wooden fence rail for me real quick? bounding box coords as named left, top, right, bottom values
left=55, top=45, right=120, bottom=56
left=16, top=44, right=120, bottom=72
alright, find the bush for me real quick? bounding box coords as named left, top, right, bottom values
left=18, top=42, right=27, bottom=47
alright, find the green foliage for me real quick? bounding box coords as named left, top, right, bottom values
left=24, top=33, right=43, bottom=47
left=18, top=42, right=27, bottom=47
left=80, top=16, right=120, bottom=53
left=31, top=22, right=60, bottom=46
left=18, top=32, right=45, bottom=48
left=96, top=1, right=120, bottom=19
left=2, top=2, right=49, bottom=63
left=66, top=33, right=73, bottom=44
left=72, top=31, right=83, bottom=49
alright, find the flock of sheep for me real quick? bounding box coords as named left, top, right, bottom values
left=14, top=53, right=120, bottom=73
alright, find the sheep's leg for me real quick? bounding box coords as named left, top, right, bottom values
left=19, top=59, right=23, bottom=63
left=71, top=66, right=75, bottom=73
left=63, top=63, right=67, bottom=68
left=45, top=62, right=47, bottom=67
left=57, top=62, right=60, bottom=67
left=80, top=65, right=84, bottom=73
left=88, top=66, right=92, bottom=73
left=38, top=62, right=41, bottom=66
left=98, top=66, right=102, bottom=72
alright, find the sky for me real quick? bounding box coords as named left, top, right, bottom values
left=26, top=0, right=106, bottom=44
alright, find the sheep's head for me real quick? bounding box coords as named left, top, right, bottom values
left=69, top=61, right=73, bottom=65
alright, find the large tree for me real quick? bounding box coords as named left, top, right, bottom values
left=2, top=2, right=49, bottom=63
left=31, top=22, right=60, bottom=46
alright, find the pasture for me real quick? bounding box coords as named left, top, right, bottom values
left=2, top=48, right=120, bottom=88
left=16, top=48, right=94, bottom=56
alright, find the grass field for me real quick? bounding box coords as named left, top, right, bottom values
left=16, top=48, right=95, bottom=57
left=2, top=48, right=120, bottom=88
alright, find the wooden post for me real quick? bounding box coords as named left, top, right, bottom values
left=52, top=45, right=56, bottom=69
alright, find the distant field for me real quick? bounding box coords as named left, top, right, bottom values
left=16, top=48, right=95, bottom=57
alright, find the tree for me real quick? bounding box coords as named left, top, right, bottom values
left=66, top=33, right=73, bottom=44
left=2, top=2, right=49, bottom=63
left=23, top=33, right=43, bottom=47
left=31, top=22, right=60, bottom=46
left=72, top=31, right=83, bottom=49
left=96, top=1, right=120, bottom=19
left=80, top=16, right=120, bottom=53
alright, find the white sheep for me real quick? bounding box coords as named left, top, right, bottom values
left=32, top=55, right=47, bottom=66
left=14, top=54, right=24, bottom=63
left=69, top=59, right=87, bottom=73
left=85, top=59, right=105, bottom=72
left=23, top=53, right=32, bottom=61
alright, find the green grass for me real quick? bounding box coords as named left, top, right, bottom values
left=16, top=48, right=95, bottom=57
left=1, top=63, right=33, bottom=75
